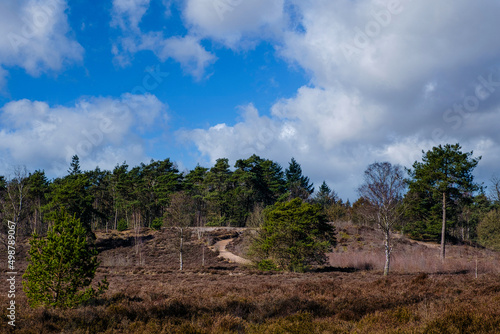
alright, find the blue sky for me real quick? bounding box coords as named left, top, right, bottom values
left=1, top=0, right=500, bottom=200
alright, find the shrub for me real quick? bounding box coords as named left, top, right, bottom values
left=151, top=218, right=163, bottom=230
left=251, top=198, right=336, bottom=272
left=257, top=259, right=279, bottom=271
left=117, top=218, right=128, bottom=231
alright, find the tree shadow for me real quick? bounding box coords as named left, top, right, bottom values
left=312, top=266, right=362, bottom=273
left=96, top=235, right=154, bottom=252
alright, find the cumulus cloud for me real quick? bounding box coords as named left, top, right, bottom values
left=182, top=0, right=500, bottom=199
left=111, top=0, right=216, bottom=79
left=0, top=94, right=168, bottom=177
left=0, top=0, right=83, bottom=86
left=183, top=0, right=285, bottom=48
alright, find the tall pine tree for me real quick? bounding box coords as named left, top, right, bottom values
left=406, top=144, right=481, bottom=260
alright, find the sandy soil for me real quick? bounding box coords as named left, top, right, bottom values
left=212, top=238, right=252, bottom=265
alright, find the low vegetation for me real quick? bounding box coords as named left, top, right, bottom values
left=2, top=225, right=499, bottom=333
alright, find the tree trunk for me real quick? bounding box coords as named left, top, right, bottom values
left=179, top=227, right=183, bottom=271
left=440, top=192, right=446, bottom=261
left=383, top=228, right=391, bottom=276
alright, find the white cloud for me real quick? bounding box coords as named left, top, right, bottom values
left=0, top=0, right=83, bottom=86
left=182, top=0, right=500, bottom=199
left=155, top=35, right=217, bottom=80
left=111, top=0, right=216, bottom=79
left=111, top=0, right=151, bottom=32
left=0, top=94, right=167, bottom=177
left=183, top=0, right=285, bottom=48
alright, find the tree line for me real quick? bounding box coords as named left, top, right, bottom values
left=1, top=144, right=499, bottom=254
left=0, top=155, right=347, bottom=237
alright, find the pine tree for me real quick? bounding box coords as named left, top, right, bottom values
left=315, top=181, right=335, bottom=208
left=407, top=144, right=481, bottom=260
left=22, top=210, right=108, bottom=308
left=204, top=158, right=234, bottom=226
left=68, top=155, right=82, bottom=175
left=285, top=158, right=314, bottom=200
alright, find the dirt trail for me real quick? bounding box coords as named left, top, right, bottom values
left=212, top=238, right=252, bottom=265
left=393, top=233, right=440, bottom=249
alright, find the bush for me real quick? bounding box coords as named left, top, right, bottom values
left=151, top=218, right=163, bottom=230
left=117, top=218, right=128, bottom=231
left=251, top=198, right=336, bottom=272
left=257, top=259, right=279, bottom=271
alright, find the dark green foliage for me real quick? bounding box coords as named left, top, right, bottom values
left=117, top=218, right=128, bottom=231
left=251, top=198, right=336, bottom=272
left=232, top=155, right=287, bottom=226
left=0, top=154, right=315, bottom=234
left=68, top=155, right=82, bottom=175
left=405, top=144, right=481, bottom=244
left=314, top=181, right=335, bottom=208
left=184, top=165, right=209, bottom=226
left=257, top=259, right=279, bottom=271
left=204, top=158, right=234, bottom=226
left=86, top=167, right=114, bottom=231
left=129, top=159, right=183, bottom=227
left=44, top=173, right=95, bottom=236
left=151, top=218, right=164, bottom=230
left=23, top=210, right=108, bottom=308
left=285, top=158, right=314, bottom=200
left=27, top=170, right=50, bottom=233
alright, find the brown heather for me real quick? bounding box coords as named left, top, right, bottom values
left=1, top=224, right=499, bottom=333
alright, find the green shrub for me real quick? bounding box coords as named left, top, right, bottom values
left=117, top=218, right=128, bottom=231
left=250, top=198, right=336, bottom=272
left=257, top=259, right=279, bottom=271
left=151, top=218, right=163, bottom=230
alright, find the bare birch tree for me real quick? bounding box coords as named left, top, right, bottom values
left=358, top=162, right=406, bottom=276
left=166, top=191, right=194, bottom=271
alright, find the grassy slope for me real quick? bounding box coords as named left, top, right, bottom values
left=1, top=225, right=499, bottom=333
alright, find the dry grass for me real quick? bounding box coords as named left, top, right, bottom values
left=1, top=226, right=499, bottom=333
left=329, top=222, right=500, bottom=275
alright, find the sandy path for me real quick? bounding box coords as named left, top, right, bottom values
left=393, top=233, right=440, bottom=249
left=212, top=238, right=252, bottom=265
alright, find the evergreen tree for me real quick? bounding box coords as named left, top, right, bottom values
left=406, top=144, right=481, bottom=260
left=204, top=158, right=234, bottom=226
left=232, top=155, right=286, bottom=225
left=45, top=174, right=94, bottom=235
left=285, top=158, right=314, bottom=200
left=110, top=162, right=130, bottom=229
left=314, top=181, right=336, bottom=208
left=68, top=155, right=82, bottom=176
left=23, top=210, right=108, bottom=308
left=138, top=159, right=183, bottom=226
left=86, top=167, right=113, bottom=231
left=184, top=165, right=209, bottom=226
left=27, top=170, right=49, bottom=234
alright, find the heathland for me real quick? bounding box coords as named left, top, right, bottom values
left=1, top=224, right=499, bottom=333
